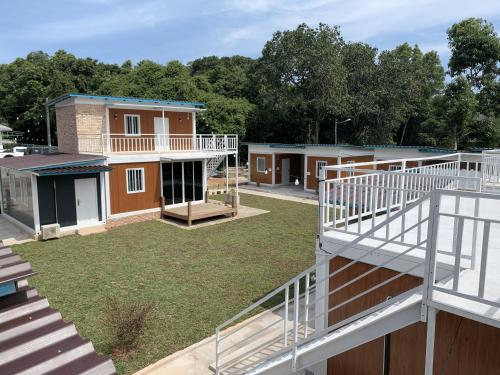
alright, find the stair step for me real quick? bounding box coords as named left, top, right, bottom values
left=0, top=321, right=78, bottom=366
left=0, top=307, right=62, bottom=343
left=0, top=335, right=94, bottom=375
left=0, top=296, right=49, bottom=324
left=44, top=352, right=116, bottom=375
left=0, top=261, right=32, bottom=279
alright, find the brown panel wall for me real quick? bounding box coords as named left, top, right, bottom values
left=250, top=153, right=273, bottom=184
left=109, top=162, right=161, bottom=214
left=274, top=153, right=303, bottom=185
left=327, top=257, right=500, bottom=375
left=108, top=109, right=193, bottom=135
left=306, top=155, right=374, bottom=190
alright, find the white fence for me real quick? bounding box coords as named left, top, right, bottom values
left=77, top=133, right=238, bottom=154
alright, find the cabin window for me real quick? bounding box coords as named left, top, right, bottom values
left=256, top=157, right=266, bottom=173
left=124, top=114, right=141, bottom=136
left=8, top=174, right=16, bottom=200
left=126, top=168, right=145, bottom=193
left=20, top=177, right=29, bottom=206
left=316, top=161, right=327, bottom=178
left=346, top=160, right=355, bottom=176
left=389, top=165, right=402, bottom=171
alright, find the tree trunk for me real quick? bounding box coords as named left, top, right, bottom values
left=314, top=119, right=320, bottom=144
left=399, top=121, right=408, bottom=146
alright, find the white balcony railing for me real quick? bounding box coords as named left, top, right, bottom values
left=77, top=133, right=238, bottom=154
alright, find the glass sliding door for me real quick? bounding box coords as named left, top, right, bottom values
left=161, top=160, right=204, bottom=205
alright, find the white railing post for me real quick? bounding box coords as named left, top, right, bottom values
left=318, top=166, right=326, bottom=236
left=215, top=327, right=220, bottom=375
left=292, top=279, right=300, bottom=372
left=421, top=190, right=441, bottom=322
left=284, top=285, right=289, bottom=347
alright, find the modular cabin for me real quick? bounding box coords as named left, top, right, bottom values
left=245, top=143, right=458, bottom=192
left=47, top=94, right=239, bottom=225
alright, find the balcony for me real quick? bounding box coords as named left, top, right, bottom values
left=77, top=134, right=238, bottom=155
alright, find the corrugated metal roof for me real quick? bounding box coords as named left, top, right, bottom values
left=34, top=165, right=112, bottom=176
left=0, top=246, right=116, bottom=374
left=47, top=93, right=205, bottom=109
left=0, top=153, right=106, bottom=171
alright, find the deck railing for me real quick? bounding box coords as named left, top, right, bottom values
left=77, top=133, right=238, bottom=154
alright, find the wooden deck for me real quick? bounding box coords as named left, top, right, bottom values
left=161, top=197, right=238, bottom=226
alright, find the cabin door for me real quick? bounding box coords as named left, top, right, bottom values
left=74, top=178, right=99, bottom=227
left=154, top=117, right=170, bottom=151
left=281, top=158, right=290, bottom=185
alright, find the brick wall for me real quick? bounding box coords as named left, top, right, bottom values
left=55, top=105, right=78, bottom=153
left=55, top=103, right=106, bottom=153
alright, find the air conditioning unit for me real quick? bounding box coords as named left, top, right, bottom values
left=41, top=224, right=60, bottom=240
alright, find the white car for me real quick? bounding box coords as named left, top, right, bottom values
left=0, top=146, right=27, bottom=158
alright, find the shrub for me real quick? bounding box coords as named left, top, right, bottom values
left=103, top=296, right=156, bottom=354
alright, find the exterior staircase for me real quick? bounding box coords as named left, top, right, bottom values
left=207, top=154, right=226, bottom=177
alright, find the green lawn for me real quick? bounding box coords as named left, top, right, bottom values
left=14, top=193, right=317, bottom=374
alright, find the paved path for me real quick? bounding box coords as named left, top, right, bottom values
left=240, top=186, right=318, bottom=206
left=0, top=215, right=34, bottom=245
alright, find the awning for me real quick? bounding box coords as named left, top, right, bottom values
left=33, top=165, right=112, bottom=176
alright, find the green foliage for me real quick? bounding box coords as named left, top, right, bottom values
left=447, top=18, right=500, bottom=88
left=0, top=18, right=498, bottom=150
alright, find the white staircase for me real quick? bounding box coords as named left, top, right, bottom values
left=207, top=154, right=226, bottom=177
left=213, top=181, right=500, bottom=375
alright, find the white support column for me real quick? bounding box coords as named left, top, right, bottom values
left=424, top=307, right=437, bottom=375
left=312, top=248, right=329, bottom=375
left=105, top=163, right=111, bottom=219
left=303, top=154, right=308, bottom=191
left=337, top=156, right=342, bottom=178
left=31, top=175, right=40, bottom=234
left=235, top=152, right=239, bottom=198
left=272, top=153, right=276, bottom=186
left=191, top=112, right=196, bottom=149
left=225, top=154, right=229, bottom=193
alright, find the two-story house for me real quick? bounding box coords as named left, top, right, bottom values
left=0, top=94, right=238, bottom=237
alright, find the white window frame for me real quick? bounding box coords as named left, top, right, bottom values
left=346, top=160, right=356, bottom=177
left=316, top=160, right=327, bottom=178
left=389, top=164, right=402, bottom=171
left=20, top=177, right=29, bottom=206
left=126, top=168, right=145, bottom=194
left=124, top=114, right=141, bottom=136
left=256, top=157, right=266, bottom=173
left=9, top=174, right=16, bottom=200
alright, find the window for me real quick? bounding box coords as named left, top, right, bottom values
left=316, top=161, right=327, bottom=178
left=389, top=165, right=402, bottom=171
left=346, top=160, right=355, bottom=177
left=8, top=174, right=16, bottom=200
left=256, top=157, right=266, bottom=173
left=124, top=114, right=141, bottom=136
left=126, top=168, right=145, bottom=193
left=20, top=177, right=29, bottom=206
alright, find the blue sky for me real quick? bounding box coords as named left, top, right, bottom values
left=1, top=0, right=499, bottom=66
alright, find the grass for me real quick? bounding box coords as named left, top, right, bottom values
left=14, top=193, right=317, bottom=374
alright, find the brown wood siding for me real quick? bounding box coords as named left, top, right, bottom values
left=306, top=155, right=374, bottom=190
left=274, top=153, right=302, bottom=185
left=108, top=109, right=192, bottom=135
left=250, top=153, right=273, bottom=184
left=109, top=162, right=161, bottom=214
left=327, top=257, right=500, bottom=375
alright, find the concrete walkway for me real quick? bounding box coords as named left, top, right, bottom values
left=240, top=185, right=318, bottom=206
left=0, top=215, right=34, bottom=245
left=135, top=294, right=315, bottom=375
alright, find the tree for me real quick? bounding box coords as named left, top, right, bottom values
left=258, top=23, right=348, bottom=143
left=443, top=77, right=477, bottom=150
left=448, top=18, right=500, bottom=89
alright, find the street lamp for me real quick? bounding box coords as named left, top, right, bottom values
left=335, top=118, right=352, bottom=145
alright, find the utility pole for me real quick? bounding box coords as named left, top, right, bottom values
left=334, top=118, right=352, bottom=145
left=45, top=98, right=51, bottom=151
